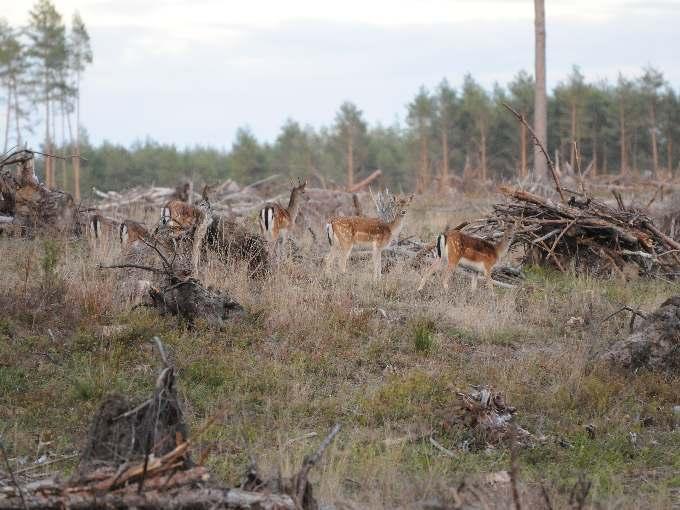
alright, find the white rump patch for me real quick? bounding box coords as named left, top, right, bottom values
left=160, top=207, right=171, bottom=225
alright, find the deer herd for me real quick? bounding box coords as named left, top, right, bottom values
left=89, top=177, right=517, bottom=291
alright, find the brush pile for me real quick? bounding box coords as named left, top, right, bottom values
left=0, top=338, right=338, bottom=510
left=462, top=186, right=680, bottom=280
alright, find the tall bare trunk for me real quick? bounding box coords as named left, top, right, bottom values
left=13, top=78, right=21, bottom=147
left=419, top=129, right=428, bottom=191
left=603, top=141, right=608, bottom=174
left=74, top=72, right=81, bottom=201
left=569, top=101, right=576, bottom=169
left=619, top=100, right=627, bottom=175
left=346, top=133, right=354, bottom=189
left=668, top=138, right=673, bottom=177
left=520, top=122, right=527, bottom=178
left=480, top=128, right=487, bottom=182
left=3, top=83, right=10, bottom=152
left=45, top=87, right=52, bottom=188
left=441, top=128, right=449, bottom=188
left=60, top=100, right=67, bottom=191
left=533, top=0, right=548, bottom=179
left=650, top=104, right=659, bottom=178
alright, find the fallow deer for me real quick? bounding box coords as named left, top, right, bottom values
left=88, top=213, right=120, bottom=245
left=417, top=221, right=518, bottom=291
left=119, top=219, right=149, bottom=247
left=160, top=199, right=203, bottom=230
left=258, top=178, right=307, bottom=259
left=325, top=194, right=414, bottom=280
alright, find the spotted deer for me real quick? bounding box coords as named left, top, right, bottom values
left=119, top=219, right=149, bottom=247
left=325, top=194, right=413, bottom=280
left=160, top=199, right=203, bottom=230
left=417, top=221, right=518, bottom=291
left=258, top=178, right=307, bottom=258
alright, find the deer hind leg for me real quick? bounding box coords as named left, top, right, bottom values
left=484, top=263, right=494, bottom=290
left=372, top=245, right=382, bottom=280
left=417, top=259, right=442, bottom=291
left=340, top=244, right=352, bottom=273
left=442, top=255, right=460, bottom=290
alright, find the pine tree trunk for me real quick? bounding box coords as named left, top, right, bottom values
left=533, top=0, right=548, bottom=180
left=603, top=141, right=608, bottom=174
left=13, top=78, right=21, bottom=147
left=619, top=101, right=627, bottom=175
left=520, top=122, right=527, bottom=178
left=650, top=104, right=659, bottom=178
left=3, top=83, right=10, bottom=153
left=480, top=128, right=487, bottom=182
left=74, top=74, right=81, bottom=202
left=347, top=133, right=354, bottom=189
left=441, top=128, right=449, bottom=188
left=668, top=138, right=673, bottom=177
left=419, top=129, right=428, bottom=192
left=570, top=101, right=576, bottom=169
left=60, top=100, right=67, bottom=191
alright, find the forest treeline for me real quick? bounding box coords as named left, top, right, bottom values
left=2, top=2, right=680, bottom=196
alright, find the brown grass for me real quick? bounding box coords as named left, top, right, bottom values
left=0, top=193, right=678, bottom=509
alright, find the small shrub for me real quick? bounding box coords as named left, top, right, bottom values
left=411, top=317, right=436, bottom=353
left=41, top=239, right=61, bottom=285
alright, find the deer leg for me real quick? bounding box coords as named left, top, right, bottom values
left=340, top=245, right=352, bottom=273
left=372, top=246, right=382, bottom=280
left=442, top=257, right=459, bottom=290
left=484, top=265, right=494, bottom=290
left=417, top=259, right=441, bottom=291
left=279, top=230, right=289, bottom=262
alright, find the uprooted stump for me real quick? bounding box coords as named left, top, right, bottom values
left=600, top=296, right=680, bottom=372
left=443, top=387, right=532, bottom=449
left=0, top=339, right=340, bottom=510
left=207, top=216, right=270, bottom=278
left=149, top=277, right=244, bottom=327
left=0, top=150, right=79, bottom=235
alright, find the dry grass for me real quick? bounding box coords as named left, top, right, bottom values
left=0, top=193, right=679, bottom=509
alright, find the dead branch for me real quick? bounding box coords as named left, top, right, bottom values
left=503, top=103, right=565, bottom=202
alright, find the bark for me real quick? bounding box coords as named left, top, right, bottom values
left=600, top=296, right=680, bottom=372
left=12, top=78, right=21, bottom=147
left=668, top=138, right=673, bottom=176
left=480, top=127, right=487, bottom=182
left=3, top=83, right=10, bottom=153
left=346, top=131, right=354, bottom=188
left=74, top=72, right=81, bottom=201
left=533, top=0, right=548, bottom=179
left=619, top=99, right=627, bottom=175
left=570, top=101, right=577, bottom=169
left=419, top=128, right=429, bottom=191
left=520, top=122, right=527, bottom=178
left=650, top=104, right=659, bottom=178
left=441, top=127, right=449, bottom=188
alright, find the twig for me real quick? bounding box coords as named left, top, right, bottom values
left=112, top=399, right=153, bottom=421
left=429, top=436, right=456, bottom=458
left=509, top=426, right=522, bottom=510
left=0, top=438, right=28, bottom=510
left=295, top=424, right=341, bottom=505
left=503, top=103, right=565, bottom=203
left=98, top=263, right=167, bottom=275
left=152, top=337, right=170, bottom=368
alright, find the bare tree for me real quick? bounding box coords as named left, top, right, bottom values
left=533, top=0, right=548, bottom=180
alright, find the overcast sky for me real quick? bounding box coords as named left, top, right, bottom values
left=5, top=0, right=680, bottom=149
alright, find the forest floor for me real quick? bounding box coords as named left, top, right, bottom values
left=0, top=192, right=679, bottom=509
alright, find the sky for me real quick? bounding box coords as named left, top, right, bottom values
left=4, top=0, right=680, bottom=149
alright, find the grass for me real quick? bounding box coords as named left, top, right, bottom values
left=0, top=194, right=678, bottom=509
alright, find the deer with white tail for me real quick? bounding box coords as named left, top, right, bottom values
left=258, top=178, right=307, bottom=260
left=417, top=220, right=518, bottom=291
left=325, top=193, right=414, bottom=280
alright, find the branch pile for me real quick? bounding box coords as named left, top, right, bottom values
left=463, top=186, right=680, bottom=279
left=0, top=339, right=340, bottom=510
left=442, top=386, right=532, bottom=450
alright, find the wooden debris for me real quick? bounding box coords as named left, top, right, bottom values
left=462, top=186, right=680, bottom=279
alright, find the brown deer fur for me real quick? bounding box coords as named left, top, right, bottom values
left=160, top=200, right=203, bottom=230
left=326, top=194, right=413, bottom=279
left=417, top=221, right=517, bottom=290
left=258, top=179, right=306, bottom=258
left=119, top=220, right=149, bottom=247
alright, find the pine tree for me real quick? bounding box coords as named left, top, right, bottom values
left=68, top=11, right=91, bottom=200
left=407, top=87, right=435, bottom=192
left=0, top=19, right=28, bottom=152
left=332, top=102, right=367, bottom=189
left=435, top=79, right=457, bottom=189
left=25, top=0, right=68, bottom=187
